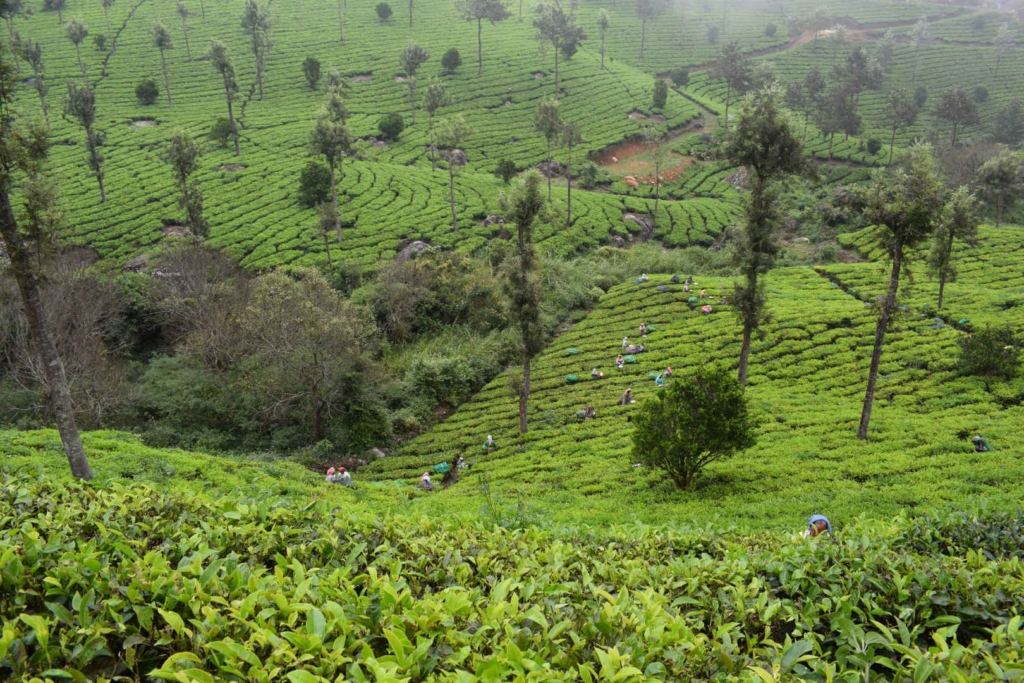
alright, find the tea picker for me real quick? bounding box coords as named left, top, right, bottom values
left=418, top=472, right=434, bottom=491
left=802, top=514, right=832, bottom=538
left=971, top=434, right=992, bottom=452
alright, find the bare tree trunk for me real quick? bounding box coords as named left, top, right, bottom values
left=182, top=22, right=191, bottom=59
left=600, top=33, right=605, bottom=69
left=738, top=323, right=752, bottom=386
left=519, top=0, right=523, bottom=20
left=75, top=44, right=85, bottom=81
left=225, top=83, right=240, bottom=155
left=565, top=143, right=572, bottom=226
left=408, top=78, right=416, bottom=124
left=0, top=195, right=93, bottom=480
left=546, top=138, right=552, bottom=200
left=951, top=121, right=958, bottom=146
left=103, top=7, right=112, bottom=47
left=888, top=124, right=897, bottom=165
left=519, top=356, right=530, bottom=433
left=825, top=132, right=834, bottom=185
left=337, top=0, right=344, bottom=41
left=937, top=227, right=955, bottom=309
left=36, top=79, right=48, bottom=120
left=857, top=238, right=903, bottom=440
left=199, top=0, right=206, bottom=19
left=448, top=159, right=458, bottom=231
left=553, top=46, right=559, bottom=98
left=724, top=83, right=731, bottom=134
left=653, top=158, right=660, bottom=230
left=323, top=232, right=334, bottom=275
left=255, top=51, right=264, bottom=101
left=160, top=49, right=172, bottom=108
left=87, top=129, right=107, bottom=203
left=330, top=159, right=341, bottom=241
left=429, top=115, right=436, bottom=171
left=409, top=0, right=413, bottom=27
left=477, top=18, right=483, bottom=76
left=640, top=18, right=647, bottom=59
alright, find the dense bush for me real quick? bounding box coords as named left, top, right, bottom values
left=577, top=160, right=599, bottom=188
left=302, top=56, right=321, bottom=90
left=134, top=78, right=158, bottom=105
left=707, top=25, right=719, bottom=44
left=378, top=111, right=404, bottom=141
left=958, top=324, right=1022, bottom=379
left=914, top=85, right=929, bottom=107
left=93, top=33, right=107, bottom=50
left=208, top=117, right=234, bottom=148
left=441, top=47, right=462, bottom=73
left=765, top=22, right=777, bottom=36
left=652, top=79, right=668, bottom=110
left=973, top=86, right=989, bottom=104
left=866, top=137, right=882, bottom=155
left=669, top=67, right=689, bottom=87
left=297, top=159, right=332, bottom=208
left=494, top=158, right=517, bottom=184
left=375, top=2, right=392, bottom=21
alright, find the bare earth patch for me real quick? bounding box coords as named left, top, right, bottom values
left=130, top=119, right=158, bottom=129
left=220, top=164, right=245, bottom=172
left=351, top=73, right=373, bottom=83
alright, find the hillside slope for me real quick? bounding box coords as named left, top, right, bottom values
left=363, top=226, right=1024, bottom=528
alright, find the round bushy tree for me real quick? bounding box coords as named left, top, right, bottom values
left=765, top=22, right=777, bottom=36
left=652, top=79, right=668, bottom=110
left=494, top=158, right=517, bottom=184
left=298, top=160, right=332, bottom=208
left=378, top=111, right=404, bottom=140
left=135, top=78, right=158, bottom=105
left=669, top=67, right=689, bottom=87
left=958, top=325, right=1021, bottom=379
left=209, top=118, right=234, bottom=148
left=441, top=47, right=462, bottom=74
left=631, top=365, right=757, bottom=489
left=375, top=2, right=392, bottom=21
left=866, top=137, right=882, bottom=155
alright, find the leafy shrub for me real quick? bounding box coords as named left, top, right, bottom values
left=93, top=33, right=107, bottom=50
left=765, top=22, right=777, bottom=36
left=494, top=158, right=517, bottom=184
left=578, top=160, right=599, bottom=188
left=914, top=86, right=928, bottom=108
left=973, top=86, right=989, bottom=104
left=297, top=160, right=332, bottom=208
left=669, top=67, right=689, bottom=87
left=958, top=325, right=1021, bottom=379
left=378, top=111, right=404, bottom=141
left=135, top=78, right=158, bottom=105
left=441, top=47, right=462, bottom=74
left=302, top=56, right=321, bottom=90
left=866, top=137, right=882, bottom=155
left=209, top=118, right=234, bottom=148
left=375, top=2, right=392, bottom=21
left=707, top=25, right=719, bottom=44
left=972, top=14, right=986, bottom=30
left=652, top=79, right=668, bottom=110
left=632, top=364, right=756, bottom=489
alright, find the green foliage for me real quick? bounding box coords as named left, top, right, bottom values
left=765, top=22, right=777, bottom=37
left=577, top=160, right=598, bottom=188
left=208, top=117, right=234, bottom=148
left=440, top=47, right=461, bottom=73
left=669, top=67, right=689, bottom=87
left=302, top=56, right=321, bottom=90
left=866, top=137, right=881, bottom=155
left=707, top=25, right=719, bottom=44
left=298, top=160, right=332, bottom=208
left=378, top=111, right=404, bottom=141
left=973, top=86, right=990, bottom=104
left=914, top=85, right=928, bottom=108
left=375, top=2, right=392, bottom=21
left=651, top=79, right=667, bottom=110
left=632, top=364, right=756, bottom=489
left=958, top=325, right=1022, bottom=380
left=134, top=78, right=158, bottom=105
left=92, top=33, right=106, bottom=51
left=494, top=158, right=516, bottom=184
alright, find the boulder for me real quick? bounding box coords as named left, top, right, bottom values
left=122, top=255, right=150, bottom=273
left=396, top=240, right=431, bottom=263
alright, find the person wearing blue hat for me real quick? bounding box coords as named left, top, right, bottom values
left=803, top=515, right=832, bottom=538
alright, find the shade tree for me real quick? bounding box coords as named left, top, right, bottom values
left=241, top=0, right=271, bottom=101
left=992, top=98, right=1024, bottom=148
left=164, top=129, right=208, bottom=238
left=177, top=1, right=192, bottom=59
left=935, top=88, right=979, bottom=146
left=533, top=1, right=586, bottom=99
left=17, top=37, right=48, bottom=119
left=65, top=18, right=88, bottom=81
left=561, top=120, right=581, bottom=227
left=636, top=0, right=665, bottom=60
left=710, top=41, right=749, bottom=135
left=597, top=9, right=609, bottom=70
left=423, top=78, right=451, bottom=171
left=435, top=115, right=472, bottom=232
left=210, top=40, right=240, bottom=155
left=63, top=81, right=106, bottom=203
left=928, top=186, right=977, bottom=310
left=308, top=91, right=351, bottom=242
left=882, top=88, right=918, bottom=165
left=535, top=97, right=561, bottom=200
left=459, top=0, right=511, bottom=76
left=303, top=56, right=320, bottom=90
left=975, top=150, right=1024, bottom=228
left=151, top=21, right=173, bottom=108
left=398, top=42, right=429, bottom=125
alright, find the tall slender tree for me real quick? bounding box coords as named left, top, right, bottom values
left=935, top=88, right=978, bottom=147
left=65, top=18, right=88, bottom=81
left=210, top=40, right=240, bottom=155
left=725, top=91, right=805, bottom=386
left=533, top=1, right=586, bottom=99
left=308, top=91, right=350, bottom=242
left=561, top=120, right=581, bottom=227
left=597, top=9, right=609, bottom=70
left=535, top=98, right=561, bottom=200
left=177, top=1, right=192, bottom=59
left=928, top=186, right=977, bottom=310
left=636, top=0, right=665, bottom=60
left=459, top=0, right=511, bottom=76
left=711, top=41, right=749, bottom=134
left=991, top=98, right=1024, bottom=148
left=500, top=171, right=545, bottom=434
left=435, top=115, right=472, bottom=232
left=241, top=0, right=271, bottom=101
left=164, top=129, right=208, bottom=238
left=408, top=0, right=414, bottom=27
left=975, top=150, right=1024, bottom=228
left=63, top=82, right=106, bottom=202
left=101, top=0, right=115, bottom=44
left=398, top=42, right=429, bottom=125
left=315, top=202, right=337, bottom=275
left=198, top=0, right=205, bottom=19
left=51, top=0, right=65, bottom=25
left=883, top=88, right=918, bottom=166
left=910, top=17, right=928, bottom=80
left=151, top=21, right=173, bottom=108
left=423, top=78, right=450, bottom=171
left=850, top=146, right=945, bottom=439
left=994, top=23, right=1014, bottom=77
left=642, top=121, right=667, bottom=231
left=2, top=0, right=27, bottom=71
left=0, top=46, right=93, bottom=480
left=17, top=38, right=48, bottom=119
left=336, top=0, right=344, bottom=41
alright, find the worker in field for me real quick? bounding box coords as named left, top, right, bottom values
left=325, top=466, right=337, bottom=483
left=654, top=373, right=665, bottom=388
left=622, top=336, right=629, bottom=348
left=802, top=514, right=832, bottom=538
left=336, top=467, right=353, bottom=487
left=618, top=388, right=635, bottom=405
left=971, top=434, right=992, bottom=452
left=484, top=434, right=496, bottom=452
left=664, top=366, right=673, bottom=378
left=591, top=368, right=605, bottom=379
left=616, top=354, right=625, bottom=370
left=701, top=304, right=713, bottom=316
left=639, top=322, right=648, bottom=337
left=418, top=472, right=434, bottom=491
left=584, top=405, right=596, bottom=419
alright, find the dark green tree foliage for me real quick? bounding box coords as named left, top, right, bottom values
left=928, top=186, right=977, bottom=310
left=866, top=137, right=882, bottom=155
left=711, top=42, right=749, bottom=135
left=992, top=98, right=1024, bottom=148
left=958, top=326, right=1021, bottom=380
left=376, top=2, right=392, bottom=21
left=935, top=88, right=979, bottom=146
left=303, top=56, right=321, bottom=90
left=765, top=22, right=776, bottom=36
left=310, top=91, right=351, bottom=241
left=973, top=87, right=989, bottom=104
left=423, top=78, right=450, bottom=171
left=631, top=365, right=756, bottom=489
left=135, top=78, right=158, bottom=105
left=494, top=158, right=517, bottom=183
left=209, top=117, right=234, bottom=148
left=535, top=97, right=561, bottom=200
left=176, top=1, right=192, bottom=59
left=63, top=81, right=106, bottom=202
left=0, top=44, right=92, bottom=479
left=93, top=34, right=107, bottom=51
left=532, top=1, right=586, bottom=98
left=399, top=42, right=429, bottom=124
left=298, top=160, right=331, bottom=208
left=669, top=67, right=688, bottom=87
left=459, top=0, right=511, bottom=76
left=164, top=129, right=207, bottom=238
left=883, top=88, right=918, bottom=165
left=16, top=38, right=48, bottom=118
left=441, top=47, right=461, bottom=73
left=850, top=146, right=945, bottom=439
left=914, top=86, right=928, bottom=108
left=378, top=111, right=404, bottom=140
left=47, top=0, right=65, bottom=25
left=435, top=115, right=471, bottom=231
left=500, top=171, right=545, bottom=433
left=597, top=10, right=609, bottom=69
left=65, top=18, right=88, bottom=81
left=726, top=92, right=805, bottom=386
left=652, top=79, right=667, bottom=109
left=975, top=150, right=1024, bottom=228
left=101, top=0, right=115, bottom=44
left=151, top=21, right=173, bottom=108
left=636, top=0, right=665, bottom=59
left=210, top=41, right=240, bottom=156
left=241, top=0, right=271, bottom=101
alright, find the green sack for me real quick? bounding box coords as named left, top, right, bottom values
left=624, top=355, right=637, bottom=364
left=565, top=348, right=580, bottom=356
left=566, top=374, right=580, bottom=384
